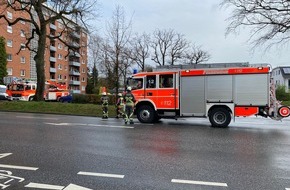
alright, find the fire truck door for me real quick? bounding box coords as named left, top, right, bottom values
left=144, top=75, right=158, bottom=104
left=157, top=74, right=178, bottom=109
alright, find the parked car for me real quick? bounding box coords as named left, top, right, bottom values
left=0, top=85, right=8, bottom=101
left=58, top=94, right=73, bottom=103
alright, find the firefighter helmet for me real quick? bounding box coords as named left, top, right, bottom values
left=118, top=93, right=122, bottom=97
left=101, top=92, right=106, bottom=95
left=127, top=86, right=132, bottom=91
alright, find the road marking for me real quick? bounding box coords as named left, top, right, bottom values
left=285, top=188, right=290, bottom=190
left=171, top=179, right=228, bottom=187
left=78, top=171, right=125, bottom=179
left=25, top=182, right=64, bottom=189
left=0, top=153, right=12, bottom=159
left=63, top=184, right=92, bottom=190
left=0, top=164, right=38, bottom=171
left=16, top=116, right=58, bottom=120
left=45, top=122, right=134, bottom=129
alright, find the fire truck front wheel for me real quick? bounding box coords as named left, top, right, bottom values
left=209, top=107, right=231, bottom=128
left=137, top=105, right=156, bottom=123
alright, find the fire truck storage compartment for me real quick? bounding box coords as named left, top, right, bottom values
left=180, top=76, right=205, bottom=116
left=234, top=74, right=269, bottom=105
left=180, top=73, right=269, bottom=116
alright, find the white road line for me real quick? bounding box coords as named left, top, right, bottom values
left=285, top=188, right=290, bottom=190
left=171, top=179, right=228, bottom=187
left=0, top=153, right=12, bottom=159
left=25, top=182, right=64, bottom=189
left=78, top=171, right=125, bottom=179
left=63, top=184, right=92, bottom=190
left=0, top=164, right=38, bottom=171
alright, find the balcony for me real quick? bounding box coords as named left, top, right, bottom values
left=71, top=32, right=80, bottom=39
left=69, top=61, right=80, bottom=67
left=70, top=42, right=80, bottom=48
left=50, top=57, right=56, bottom=62
left=69, top=71, right=80, bottom=76
left=50, top=45, right=56, bottom=51
left=69, top=80, right=80, bottom=85
left=50, top=23, right=56, bottom=30
left=50, top=68, right=56, bottom=73
left=69, top=51, right=80, bottom=58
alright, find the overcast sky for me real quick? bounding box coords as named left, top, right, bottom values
left=97, top=0, right=290, bottom=68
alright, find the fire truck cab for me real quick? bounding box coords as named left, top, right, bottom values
left=128, top=63, right=290, bottom=127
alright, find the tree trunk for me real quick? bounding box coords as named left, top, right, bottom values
left=34, top=24, right=47, bottom=101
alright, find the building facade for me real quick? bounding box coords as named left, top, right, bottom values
left=272, top=67, right=290, bottom=92
left=0, top=2, right=88, bottom=94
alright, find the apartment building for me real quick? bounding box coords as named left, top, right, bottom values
left=272, top=66, right=290, bottom=92
left=0, top=3, right=88, bottom=94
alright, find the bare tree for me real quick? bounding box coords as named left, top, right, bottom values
left=105, top=5, right=132, bottom=96
left=129, top=33, right=150, bottom=72
left=184, top=44, right=211, bottom=64
left=221, top=0, right=290, bottom=48
left=0, top=0, right=98, bottom=100
left=88, top=33, right=103, bottom=88
left=151, top=29, right=188, bottom=66
left=168, top=33, right=189, bottom=65
left=151, top=29, right=175, bottom=66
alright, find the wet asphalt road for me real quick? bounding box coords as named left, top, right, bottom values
left=0, top=111, right=290, bottom=190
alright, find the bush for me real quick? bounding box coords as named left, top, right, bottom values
left=72, top=94, right=117, bottom=105
left=276, top=85, right=290, bottom=101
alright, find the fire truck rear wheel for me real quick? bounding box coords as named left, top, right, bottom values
left=137, top=105, right=156, bottom=123
left=209, top=107, right=231, bottom=128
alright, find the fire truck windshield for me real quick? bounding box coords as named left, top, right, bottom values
left=128, top=78, right=143, bottom=90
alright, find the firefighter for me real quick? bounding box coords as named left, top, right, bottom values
left=124, top=86, right=136, bottom=124
left=100, top=92, right=109, bottom=119
left=116, top=93, right=125, bottom=119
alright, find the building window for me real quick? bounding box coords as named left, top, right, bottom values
left=7, top=39, right=12, bottom=47
left=7, top=68, right=12, bottom=75
left=82, top=68, right=85, bottom=73
left=20, top=30, right=25, bottom=37
left=7, top=54, right=12, bottom=61
left=21, top=43, right=25, bottom=50
left=58, top=74, right=62, bottom=80
left=21, top=57, right=26, bottom=63
left=82, top=86, right=85, bottom=91
left=82, top=77, right=85, bottom=82
left=82, top=60, right=85, bottom=64
left=20, top=70, right=25, bottom=76
left=58, top=64, right=62, bottom=70
left=7, top=11, right=12, bottom=19
left=7, top=26, right=12, bottom=33
left=58, top=54, right=62, bottom=60
left=58, top=43, right=62, bottom=49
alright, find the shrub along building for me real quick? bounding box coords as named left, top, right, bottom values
left=0, top=2, right=88, bottom=94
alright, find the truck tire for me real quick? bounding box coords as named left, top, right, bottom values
left=137, top=105, right=156, bottom=123
left=209, top=108, right=231, bottom=128
left=28, top=96, right=34, bottom=101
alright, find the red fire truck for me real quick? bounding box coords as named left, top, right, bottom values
left=5, top=77, right=69, bottom=101
left=127, top=63, right=290, bottom=127
left=44, top=80, right=69, bottom=101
